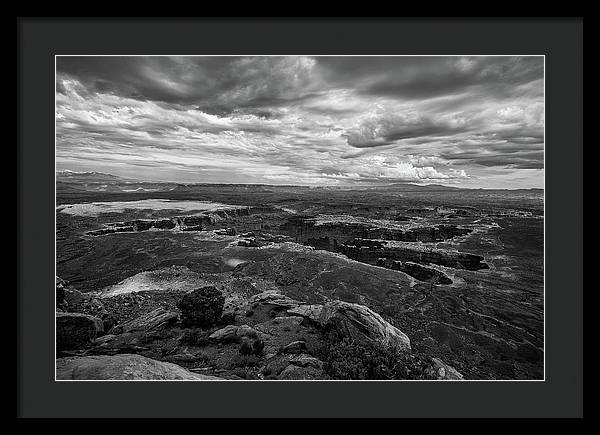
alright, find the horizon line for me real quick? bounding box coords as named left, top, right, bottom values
left=56, top=170, right=544, bottom=191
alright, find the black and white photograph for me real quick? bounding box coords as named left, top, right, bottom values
left=54, top=55, right=545, bottom=381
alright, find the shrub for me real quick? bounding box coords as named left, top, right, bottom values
left=232, top=368, right=251, bottom=379
left=229, top=354, right=261, bottom=368
left=316, top=335, right=429, bottom=380
left=252, top=338, right=265, bottom=356
left=239, top=339, right=253, bottom=355
left=238, top=337, right=264, bottom=356
left=176, top=286, right=225, bottom=328
left=178, top=328, right=211, bottom=347
left=219, top=312, right=236, bottom=325
left=193, top=351, right=211, bottom=365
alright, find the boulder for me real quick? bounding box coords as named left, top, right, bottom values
left=236, top=325, right=259, bottom=339
left=261, top=355, right=293, bottom=377
left=93, top=334, right=117, bottom=345
left=56, top=276, right=66, bottom=307
left=288, top=354, right=323, bottom=369
left=272, top=316, right=304, bottom=327
left=57, top=312, right=104, bottom=351
left=214, top=228, right=236, bottom=236
left=248, top=290, right=299, bottom=308
left=290, top=301, right=411, bottom=352
left=56, top=354, right=222, bottom=380
left=248, top=291, right=411, bottom=353
left=282, top=340, right=307, bottom=354
left=110, top=307, right=178, bottom=334
left=238, top=238, right=263, bottom=248
left=209, top=324, right=259, bottom=341
left=177, top=286, right=225, bottom=328
left=277, top=364, right=324, bottom=380
left=56, top=276, right=109, bottom=319
left=425, top=358, right=464, bottom=380
left=209, top=325, right=238, bottom=341
left=287, top=305, right=325, bottom=322
left=261, top=353, right=325, bottom=380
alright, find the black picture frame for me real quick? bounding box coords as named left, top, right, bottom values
left=17, top=17, right=583, bottom=418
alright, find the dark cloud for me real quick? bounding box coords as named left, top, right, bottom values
left=56, top=56, right=544, bottom=188
left=57, top=56, right=229, bottom=103
left=317, top=56, right=543, bottom=100
left=57, top=56, right=321, bottom=111
left=440, top=148, right=544, bottom=169
left=342, top=112, right=468, bottom=148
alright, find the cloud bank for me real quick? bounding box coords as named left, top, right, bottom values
left=56, top=56, right=544, bottom=188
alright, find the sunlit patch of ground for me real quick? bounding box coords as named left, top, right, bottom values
left=223, top=257, right=247, bottom=268
left=56, top=199, right=247, bottom=217
left=100, top=265, right=211, bottom=298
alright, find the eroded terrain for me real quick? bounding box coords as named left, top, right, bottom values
left=56, top=177, right=544, bottom=380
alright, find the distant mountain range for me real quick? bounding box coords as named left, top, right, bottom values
left=55, top=170, right=543, bottom=192
left=379, top=182, right=462, bottom=192
left=56, top=170, right=135, bottom=183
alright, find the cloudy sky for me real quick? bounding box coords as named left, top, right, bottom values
left=56, top=56, right=544, bottom=188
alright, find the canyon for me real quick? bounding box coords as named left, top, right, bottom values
left=56, top=174, right=544, bottom=380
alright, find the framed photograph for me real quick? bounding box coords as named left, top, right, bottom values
left=18, top=17, right=583, bottom=419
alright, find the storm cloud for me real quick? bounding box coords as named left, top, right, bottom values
left=56, top=56, right=544, bottom=188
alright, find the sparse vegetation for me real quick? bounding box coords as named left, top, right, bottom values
left=178, top=328, right=211, bottom=347
left=56, top=171, right=544, bottom=381
left=219, top=312, right=236, bottom=325
left=231, top=367, right=255, bottom=379
left=229, top=353, right=261, bottom=368
left=316, top=334, right=430, bottom=380
left=238, top=337, right=264, bottom=356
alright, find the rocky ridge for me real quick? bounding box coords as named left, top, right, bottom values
left=55, top=276, right=462, bottom=381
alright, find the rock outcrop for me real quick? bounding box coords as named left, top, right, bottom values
left=177, top=286, right=225, bottom=327
left=288, top=300, right=411, bottom=352
left=278, top=216, right=486, bottom=284
left=241, top=290, right=411, bottom=352
left=109, top=307, right=179, bottom=334
left=209, top=324, right=260, bottom=341
left=282, top=340, right=307, bottom=354
left=56, top=276, right=115, bottom=331
left=376, top=258, right=453, bottom=284
left=284, top=216, right=472, bottom=245
left=56, top=354, right=222, bottom=380
left=261, top=353, right=326, bottom=380
left=424, top=357, right=464, bottom=380
left=339, top=239, right=488, bottom=272
left=56, top=312, right=104, bottom=351
left=56, top=276, right=67, bottom=307
left=85, top=207, right=256, bottom=236
left=247, top=290, right=300, bottom=308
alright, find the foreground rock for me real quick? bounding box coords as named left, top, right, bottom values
left=288, top=300, right=411, bottom=352
left=110, top=307, right=178, bottom=334
left=244, top=290, right=410, bottom=351
left=59, top=285, right=454, bottom=379
left=209, top=324, right=260, bottom=341
left=261, top=353, right=326, bottom=380
left=247, top=290, right=299, bottom=308
left=425, top=357, right=464, bottom=380
left=56, top=354, right=222, bottom=380
left=56, top=276, right=115, bottom=331
left=56, top=276, right=68, bottom=307
left=56, top=312, right=104, bottom=351
left=177, top=286, right=225, bottom=327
